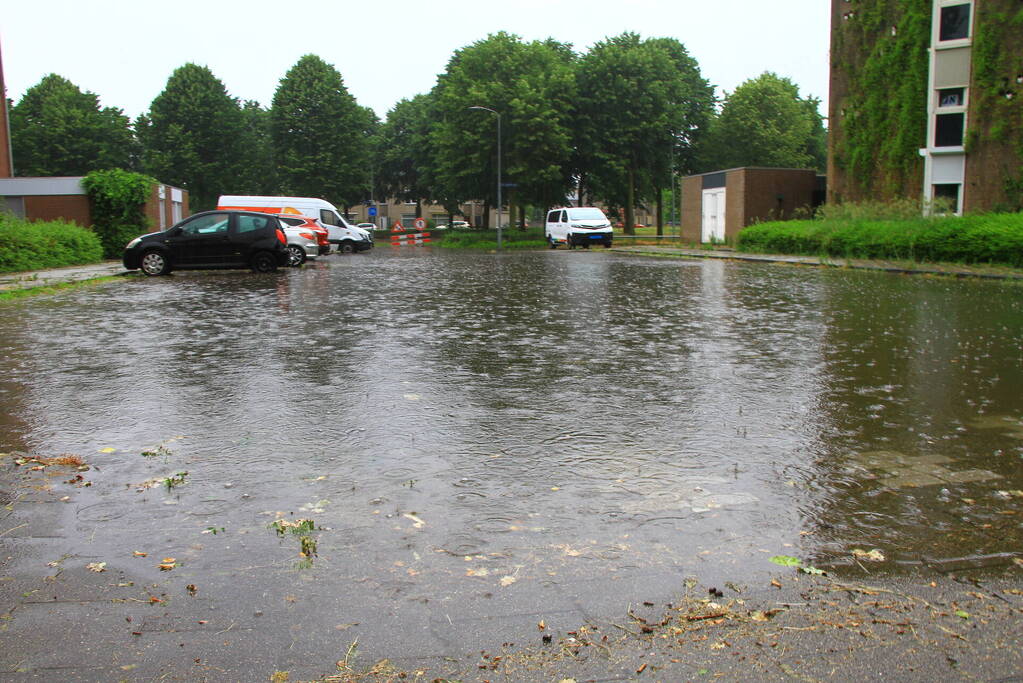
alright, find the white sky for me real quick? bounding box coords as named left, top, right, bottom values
left=2, top=0, right=831, bottom=122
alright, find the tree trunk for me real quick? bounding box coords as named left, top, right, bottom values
left=656, top=186, right=664, bottom=236
left=625, top=167, right=635, bottom=235
left=415, top=200, right=422, bottom=219
left=483, top=200, right=491, bottom=229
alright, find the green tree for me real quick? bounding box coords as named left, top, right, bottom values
left=576, top=33, right=714, bottom=233
left=10, top=74, right=135, bottom=176
left=139, top=63, right=250, bottom=210
left=271, top=54, right=373, bottom=211
left=702, top=72, right=827, bottom=172
left=238, top=100, right=277, bottom=195
left=430, top=32, right=578, bottom=227
left=375, top=95, right=434, bottom=210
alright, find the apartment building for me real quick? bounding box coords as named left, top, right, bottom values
left=829, top=0, right=1022, bottom=213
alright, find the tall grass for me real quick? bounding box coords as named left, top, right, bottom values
left=737, top=206, right=1023, bottom=267
left=0, top=215, right=105, bottom=273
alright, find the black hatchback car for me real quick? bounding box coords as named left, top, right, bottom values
left=123, top=210, right=290, bottom=276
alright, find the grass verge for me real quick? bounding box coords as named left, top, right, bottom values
left=434, top=228, right=547, bottom=250
left=0, top=276, right=123, bottom=302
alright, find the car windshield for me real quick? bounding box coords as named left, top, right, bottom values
left=568, top=208, right=606, bottom=221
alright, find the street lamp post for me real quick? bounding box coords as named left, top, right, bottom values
left=468, top=106, right=502, bottom=249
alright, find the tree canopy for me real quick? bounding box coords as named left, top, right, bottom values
left=138, top=63, right=250, bottom=210
left=10, top=74, right=135, bottom=176
left=575, top=33, right=714, bottom=232
left=701, top=72, right=827, bottom=172
left=271, top=54, right=374, bottom=210
left=426, top=32, right=578, bottom=225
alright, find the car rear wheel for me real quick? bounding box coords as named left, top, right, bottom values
left=338, top=241, right=356, bottom=254
left=251, top=251, right=278, bottom=273
left=286, top=245, right=306, bottom=267
left=140, top=250, right=170, bottom=276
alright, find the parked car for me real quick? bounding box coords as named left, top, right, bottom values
left=280, top=226, right=319, bottom=266
left=123, top=210, right=289, bottom=276
left=545, top=207, right=613, bottom=248
left=276, top=214, right=330, bottom=255
left=217, top=196, right=373, bottom=254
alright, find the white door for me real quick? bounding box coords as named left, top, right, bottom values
left=701, top=188, right=726, bottom=243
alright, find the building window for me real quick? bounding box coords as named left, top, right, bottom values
left=939, top=4, right=971, bottom=41
left=938, top=87, right=965, bottom=107
left=935, top=113, right=965, bottom=147
left=933, top=183, right=960, bottom=212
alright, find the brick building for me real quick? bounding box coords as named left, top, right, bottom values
left=680, top=167, right=824, bottom=243
left=0, top=176, right=189, bottom=230
left=828, top=0, right=1023, bottom=214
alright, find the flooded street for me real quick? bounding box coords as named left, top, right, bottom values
left=1, top=249, right=1021, bottom=678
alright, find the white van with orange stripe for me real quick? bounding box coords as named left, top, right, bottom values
left=216, top=195, right=373, bottom=254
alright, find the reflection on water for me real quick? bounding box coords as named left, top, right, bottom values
left=0, top=251, right=1021, bottom=610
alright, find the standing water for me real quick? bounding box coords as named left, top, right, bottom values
left=0, top=249, right=1020, bottom=673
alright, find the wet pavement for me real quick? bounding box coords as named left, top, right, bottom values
left=0, top=249, right=1021, bottom=680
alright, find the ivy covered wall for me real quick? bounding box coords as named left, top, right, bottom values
left=829, top=0, right=1023, bottom=212
left=828, top=0, right=932, bottom=203
left=965, top=0, right=1023, bottom=212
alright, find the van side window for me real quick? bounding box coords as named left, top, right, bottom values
left=559, top=210, right=567, bottom=222
left=320, top=210, right=339, bottom=226
left=547, top=210, right=558, bottom=223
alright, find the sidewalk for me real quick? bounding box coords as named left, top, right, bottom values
left=611, top=245, right=1023, bottom=280
left=0, top=261, right=129, bottom=292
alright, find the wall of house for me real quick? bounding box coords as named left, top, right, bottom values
left=0, top=40, right=12, bottom=178
left=144, top=184, right=190, bottom=231
left=681, top=168, right=819, bottom=243
left=962, top=0, right=1023, bottom=212
left=741, top=169, right=818, bottom=225
left=24, top=195, right=91, bottom=225
left=680, top=175, right=703, bottom=242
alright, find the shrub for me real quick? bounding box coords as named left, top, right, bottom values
left=435, top=228, right=547, bottom=250
left=737, top=212, right=1023, bottom=267
left=0, top=214, right=104, bottom=273
left=82, top=169, right=156, bottom=258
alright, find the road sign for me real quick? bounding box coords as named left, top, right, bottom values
left=368, top=206, right=377, bottom=217
left=413, top=217, right=427, bottom=230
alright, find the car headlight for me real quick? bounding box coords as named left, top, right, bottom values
left=126, top=237, right=142, bottom=249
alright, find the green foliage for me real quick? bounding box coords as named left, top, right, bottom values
left=375, top=95, right=434, bottom=205
left=10, top=73, right=136, bottom=176
left=139, top=63, right=251, bottom=210
left=435, top=228, right=546, bottom=250
left=82, top=169, right=156, bottom=258
left=969, top=1, right=1023, bottom=210
left=702, top=72, right=826, bottom=172
left=831, top=0, right=931, bottom=199
left=271, top=55, right=374, bottom=210
left=0, top=214, right=104, bottom=273
left=737, top=212, right=1023, bottom=267
left=576, top=33, right=714, bottom=232
left=428, top=32, right=578, bottom=217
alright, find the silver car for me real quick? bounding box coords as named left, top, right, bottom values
left=282, top=225, right=319, bottom=266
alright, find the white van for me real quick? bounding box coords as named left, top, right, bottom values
left=545, top=206, right=613, bottom=249
left=217, top=196, right=373, bottom=253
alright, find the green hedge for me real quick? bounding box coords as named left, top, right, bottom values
left=0, top=214, right=105, bottom=273
left=435, top=228, right=547, bottom=250
left=737, top=213, right=1023, bottom=267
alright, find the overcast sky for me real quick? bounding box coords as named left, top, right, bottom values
left=3, top=0, right=831, bottom=122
